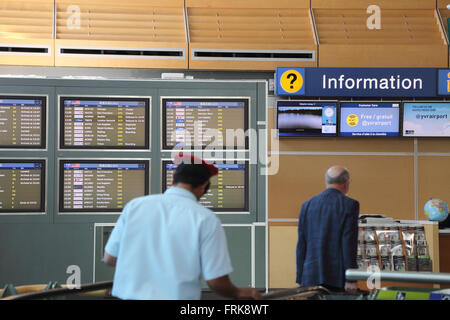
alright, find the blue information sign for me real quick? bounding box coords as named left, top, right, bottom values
left=275, top=68, right=438, bottom=97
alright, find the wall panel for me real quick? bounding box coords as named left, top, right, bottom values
left=268, top=225, right=297, bottom=289
left=418, top=139, right=450, bottom=153
left=268, top=155, right=415, bottom=220
left=417, top=156, right=450, bottom=221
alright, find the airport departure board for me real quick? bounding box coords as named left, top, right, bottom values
left=0, top=96, right=46, bottom=148
left=60, top=97, right=149, bottom=149
left=0, top=161, right=45, bottom=213
left=162, top=98, right=249, bottom=150
left=59, top=160, right=149, bottom=213
left=162, top=160, right=249, bottom=212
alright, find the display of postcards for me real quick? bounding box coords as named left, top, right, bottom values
left=357, top=256, right=367, bottom=270
left=414, top=227, right=426, bottom=241
left=390, top=242, right=404, bottom=257
left=381, top=258, right=391, bottom=271
left=376, top=230, right=390, bottom=243
left=358, top=258, right=371, bottom=270
left=376, top=227, right=401, bottom=245
left=417, top=240, right=427, bottom=247
left=378, top=244, right=391, bottom=257
left=404, top=244, right=414, bottom=256
left=389, top=230, right=401, bottom=243
left=358, top=227, right=366, bottom=243
left=369, top=256, right=379, bottom=268
left=393, top=256, right=406, bottom=271
left=418, top=257, right=432, bottom=272
left=365, top=243, right=378, bottom=257
left=407, top=257, right=417, bottom=271
left=364, top=228, right=376, bottom=242
left=401, top=227, right=415, bottom=241
left=417, top=245, right=429, bottom=256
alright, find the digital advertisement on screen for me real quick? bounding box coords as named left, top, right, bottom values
left=403, top=102, right=450, bottom=137
left=277, top=101, right=337, bottom=137
left=339, top=102, right=400, bottom=137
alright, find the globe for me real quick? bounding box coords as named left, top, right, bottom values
left=424, top=199, right=449, bottom=222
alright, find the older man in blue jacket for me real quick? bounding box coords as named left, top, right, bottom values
left=296, top=165, right=359, bottom=293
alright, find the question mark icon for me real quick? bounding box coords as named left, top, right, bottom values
left=287, top=73, right=297, bottom=89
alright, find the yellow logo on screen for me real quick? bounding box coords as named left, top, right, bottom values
left=447, top=72, right=450, bottom=92
left=280, top=70, right=304, bottom=93
left=346, top=114, right=359, bottom=127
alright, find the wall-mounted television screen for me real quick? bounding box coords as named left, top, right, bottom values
left=59, top=159, right=149, bottom=213
left=162, top=98, right=249, bottom=150
left=0, top=160, right=46, bottom=213
left=339, top=102, right=400, bottom=137
left=161, top=159, right=249, bottom=213
left=60, top=97, right=150, bottom=149
left=0, top=96, right=46, bottom=148
left=277, top=100, right=337, bottom=137
left=403, top=102, right=450, bottom=137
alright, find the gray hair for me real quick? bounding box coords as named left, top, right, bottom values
left=325, top=167, right=350, bottom=185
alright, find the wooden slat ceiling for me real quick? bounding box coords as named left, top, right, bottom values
left=55, top=2, right=186, bottom=43
left=187, top=8, right=315, bottom=46
left=0, top=0, right=53, bottom=40
left=311, top=0, right=436, bottom=10
left=314, top=9, right=446, bottom=45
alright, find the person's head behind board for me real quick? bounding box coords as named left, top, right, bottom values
left=174, top=163, right=212, bottom=200
left=172, top=153, right=218, bottom=201
left=325, top=166, right=350, bottom=195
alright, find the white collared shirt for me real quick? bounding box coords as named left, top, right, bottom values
left=105, top=186, right=233, bottom=300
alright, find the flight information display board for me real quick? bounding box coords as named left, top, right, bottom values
left=0, top=160, right=45, bottom=213
left=0, top=96, right=46, bottom=148
left=162, top=160, right=249, bottom=212
left=60, top=97, right=150, bottom=149
left=339, top=102, right=400, bottom=137
left=162, top=98, right=249, bottom=150
left=59, top=160, right=149, bottom=213
left=277, top=100, right=337, bottom=137
left=403, top=102, right=450, bottom=137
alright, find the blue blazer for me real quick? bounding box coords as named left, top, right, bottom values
left=296, top=188, right=359, bottom=289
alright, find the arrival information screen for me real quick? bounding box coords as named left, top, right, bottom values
left=60, top=162, right=148, bottom=212
left=61, top=98, right=148, bottom=149
left=163, top=99, right=248, bottom=149
left=0, top=162, right=44, bottom=212
left=163, top=162, right=248, bottom=212
left=0, top=98, right=45, bottom=148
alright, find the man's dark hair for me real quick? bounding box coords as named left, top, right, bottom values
left=173, top=163, right=211, bottom=187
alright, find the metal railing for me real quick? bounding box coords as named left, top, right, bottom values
left=0, top=281, right=113, bottom=300
left=346, top=269, right=450, bottom=285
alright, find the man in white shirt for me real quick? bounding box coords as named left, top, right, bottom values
left=104, top=153, right=261, bottom=300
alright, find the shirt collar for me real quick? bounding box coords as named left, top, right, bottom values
left=164, top=186, right=198, bottom=202
left=324, top=188, right=342, bottom=195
